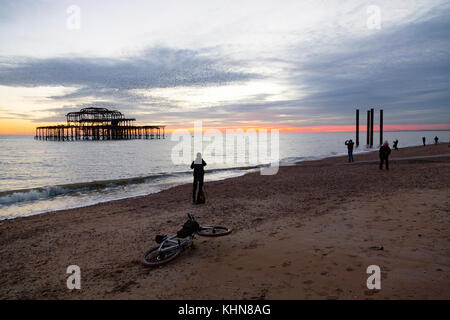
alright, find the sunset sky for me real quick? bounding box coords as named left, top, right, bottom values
left=0, top=0, right=449, bottom=134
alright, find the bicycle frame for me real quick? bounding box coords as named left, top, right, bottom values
left=157, top=234, right=192, bottom=253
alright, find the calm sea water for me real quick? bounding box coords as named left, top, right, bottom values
left=0, top=131, right=448, bottom=219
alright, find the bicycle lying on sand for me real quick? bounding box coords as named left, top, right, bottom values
left=141, top=214, right=232, bottom=267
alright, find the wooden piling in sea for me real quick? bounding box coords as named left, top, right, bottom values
left=366, top=110, right=370, bottom=146
left=356, top=109, right=359, bottom=147
left=370, top=108, right=374, bottom=148
left=379, top=109, right=383, bottom=147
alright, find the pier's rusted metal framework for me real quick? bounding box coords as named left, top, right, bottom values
left=35, top=107, right=165, bottom=141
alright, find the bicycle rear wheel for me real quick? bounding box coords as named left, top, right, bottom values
left=141, top=245, right=181, bottom=267
left=197, top=226, right=232, bottom=237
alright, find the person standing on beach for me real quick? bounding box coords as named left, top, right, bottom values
left=379, top=141, right=391, bottom=170
left=434, top=136, right=439, bottom=145
left=345, top=139, right=355, bottom=163
left=191, top=152, right=206, bottom=204
left=422, top=136, right=426, bottom=146
left=393, top=139, right=399, bottom=150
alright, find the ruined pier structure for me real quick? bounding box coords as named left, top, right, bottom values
left=35, top=107, right=165, bottom=141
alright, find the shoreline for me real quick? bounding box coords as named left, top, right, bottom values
left=1, top=142, right=442, bottom=221
left=1, top=143, right=449, bottom=299
left=0, top=166, right=256, bottom=221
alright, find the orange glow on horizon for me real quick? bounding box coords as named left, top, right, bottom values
left=0, top=119, right=37, bottom=135
left=164, top=123, right=450, bottom=134
left=1, top=121, right=449, bottom=135
left=0, top=119, right=67, bottom=135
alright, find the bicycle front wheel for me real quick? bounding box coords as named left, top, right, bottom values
left=197, top=226, right=232, bottom=237
left=141, top=245, right=181, bottom=267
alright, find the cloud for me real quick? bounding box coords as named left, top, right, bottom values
left=279, top=6, right=450, bottom=125
left=0, top=46, right=261, bottom=123
left=0, top=2, right=449, bottom=128
left=145, top=5, right=450, bottom=128
left=0, top=47, right=258, bottom=90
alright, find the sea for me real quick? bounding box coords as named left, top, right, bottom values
left=0, top=131, right=448, bottom=220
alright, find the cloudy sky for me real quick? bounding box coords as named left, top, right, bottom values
left=0, top=0, right=449, bottom=134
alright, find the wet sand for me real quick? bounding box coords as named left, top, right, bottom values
left=0, top=143, right=449, bottom=299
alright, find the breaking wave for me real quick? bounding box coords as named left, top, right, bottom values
left=0, top=166, right=260, bottom=207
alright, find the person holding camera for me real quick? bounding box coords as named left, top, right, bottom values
left=345, top=139, right=355, bottom=163
left=191, top=152, right=207, bottom=204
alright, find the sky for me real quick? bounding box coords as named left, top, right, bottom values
left=0, top=0, right=449, bottom=134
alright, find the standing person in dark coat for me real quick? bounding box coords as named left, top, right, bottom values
left=434, top=136, right=439, bottom=145
left=422, top=136, right=426, bottom=146
left=393, top=139, right=399, bottom=150
left=191, top=152, right=206, bottom=204
left=345, top=139, right=355, bottom=163
left=379, top=141, right=391, bottom=170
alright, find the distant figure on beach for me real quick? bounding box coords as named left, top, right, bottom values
left=191, top=153, right=207, bottom=204
left=379, top=141, right=391, bottom=170
left=434, top=136, right=439, bottom=145
left=345, top=139, right=355, bottom=163
left=422, top=136, right=426, bottom=146
left=393, top=139, right=399, bottom=150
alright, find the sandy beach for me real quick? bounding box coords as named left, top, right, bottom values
left=0, top=143, right=449, bottom=300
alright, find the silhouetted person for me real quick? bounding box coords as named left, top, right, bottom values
left=345, top=139, right=355, bottom=163
left=422, top=136, right=426, bottom=146
left=393, top=139, right=399, bottom=150
left=434, top=136, right=439, bottom=145
left=191, top=152, right=206, bottom=204
left=379, top=141, right=391, bottom=170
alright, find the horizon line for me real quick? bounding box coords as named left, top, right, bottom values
left=2, top=124, right=450, bottom=135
